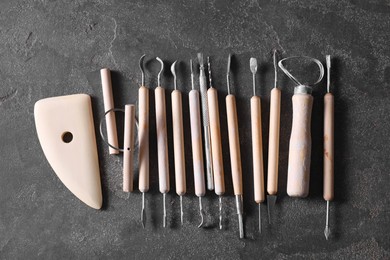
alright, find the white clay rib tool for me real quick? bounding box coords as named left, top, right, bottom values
left=278, top=56, right=324, bottom=198
left=226, top=54, right=244, bottom=238
left=138, top=55, right=149, bottom=228
left=189, top=59, right=206, bottom=228
left=324, top=55, right=334, bottom=240
left=100, top=68, right=119, bottom=155
left=250, top=57, right=265, bottom=233
left=198, top=53, right=214, bottom=191
left=155, top=57, right=170, bottom=228
left=267, top=50, right=281, bottom=224
left=207, top=57, right=225, bottom=230
left=171, top=61, right=187, bottom=226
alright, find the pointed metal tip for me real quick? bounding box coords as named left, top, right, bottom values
left=267, top=195, right=277, bottom=225
left=219, top=196, right=223, bottom=230
left=197, top=197, right=204, bottom=228
left=324, top=227, right=330, bottom=240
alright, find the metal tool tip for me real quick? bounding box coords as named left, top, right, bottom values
left=190, top=59, right=193, bottom=73
left=250, top=57, right=258, bottom=73
left=324, top=227, right=330, bottom=240
left=258, top=203, right=262, bottom=233
left=326, top=55, right=331, bottom=67
left=238, top=214, right=244, bottom=239
left=171, top=61, right=177, bottom=78
left=219, top=196, right=223, bottom=230
left=197, top=53, right=204, bottom=65
left=180, top=195, right=184, bottom=226
left=197, top=197, right=204, bottom=228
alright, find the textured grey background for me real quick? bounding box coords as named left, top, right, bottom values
left=0, top=0, right=389, bottom=259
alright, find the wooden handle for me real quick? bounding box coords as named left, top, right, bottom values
left=155, top=86, right=170, bottom=194
left=172, top=90, right=186, bottom=196
left=251, top=96, right=265, bottom=203
left=189, top=90, right=206, bottom=197
left=226, top=95, right=242, bottom=196
left=324, top=93, right=334, bottom=201
left=100, top=68, right=119, bottom=155
left=208, top=88, right=225, bottom=196
left=267, top=88, right=281, bottom=195
left=287, top=94, right=313, bottom=198
left=138, top=86, right=149, bottom=193
left=123, top=105, right=135, bottom=192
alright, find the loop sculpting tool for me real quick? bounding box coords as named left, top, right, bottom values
left=279, top=56, right=324, bottom=197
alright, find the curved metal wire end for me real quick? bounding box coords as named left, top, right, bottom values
left=326, top=55, right=331, bottom=93
left=250, top=57, right=257, bottom=96
left=139, top=54, right=145, bottom=87
left=227, top=54, right=232, bottom=95
left=171, top=61, right=177, bottom=90
left=190, top=59, right=195, bottom=90
left=197, top=197, right=204, bottom=228
left=273, top=50, right=278, bottom=89
left=156, top=57, right=164, bottom=87
left=278, top=56, right=325, bottom=87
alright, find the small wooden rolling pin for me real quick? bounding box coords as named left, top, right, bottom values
left=207, top=57, right=225, bottom=230
left=123, top=104, right=135, bottom=192
left=189, top=59, right=206, bottom=228
left=138, top=55, right=149, bottom=228
left=155, top=57, right=170, bottom=228
left=278, top=56, right=324, bottom=198
left=100, top=68, right=119, bottom=155
left=324, top=55, right=334, bottom=240
left=226, top=54, right=244, bottom=239
left=267, top=50, right=281, bottom=224
left=171, top=61, right=186, bottom=226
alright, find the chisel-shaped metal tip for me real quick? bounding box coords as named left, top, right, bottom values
left=324, top=200, right=331, bottom=240
left=197, top=197, right=204, bottom=228
left=141, top=192, right=146, bottom=228
left=267, top=195, right=277, bottom=224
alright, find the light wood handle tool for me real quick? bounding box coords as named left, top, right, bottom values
left=123, top=104, right=135, bottom=192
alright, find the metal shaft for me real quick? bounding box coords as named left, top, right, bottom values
left=141, top=192, right=146, bottom=228
left=198, top=197, right=204, bottom=228
left=163, top=193, right=167, bottom=228
left=180, top=195, right=184, bottom=226
left=219, top=196, right=223, bottom=230
left=198, top=53, right=214, bottom=190
left=325, top=200, right=330, bottom=240
left=236, top=195, right=244, bottom=239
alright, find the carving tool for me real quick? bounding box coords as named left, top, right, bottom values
left=324, top=55, right=334, bottom=240
left=226, top=54, right=244, bottom=238
left=100, top=68, right=119, bottom=155
left=155, top=57, right=170, bottom=227
left=278, top=56, right=324, bottom=197
left=189, top=59, right=206, bottom=228
left=138, top=55, right=149, bottom=228
left=207, top=57, right=225, bottom=229
left=123, top=104, right=135, bottom=192
left=267, top=50, right=281, bottom=224
left=197, top=53, right=214, bottom=191
left=34, top=94, right=102, bottom=209
left=250, top=57, right=265, bottom=233
left=171, top=61, right=186, bottom=226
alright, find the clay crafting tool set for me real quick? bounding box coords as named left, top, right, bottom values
left=34, top=52, right=336, bottom=240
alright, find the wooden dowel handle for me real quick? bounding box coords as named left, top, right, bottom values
left=267, top=87, right=281, bottom=195
left=208, top=88, right=225, bottom=196
left=251, top=96, right=265, bottom=203
left=100, top=68, right=119, bottom=155
left=323, top=93, right=334, bottom=201
left=287, top=94, right=313, bottom=198
left=138, top=86, right=149, bottom=193
left=123, top=105, right=135, bottom=192
left=189, top=90, right=206, bottom=197
left=172, top=90, right=186, bottom=196
left=226, top=95, right=243, bottom=196
left=155, top=86, right=170, bottom=194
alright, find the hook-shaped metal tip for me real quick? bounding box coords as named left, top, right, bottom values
left=156, top=57, right=164, bottom=87
left=171, top=61, right=177, bottom=90
left=197, top=197, right=204, bottom=228
left=326, top=55, right=331, bottom=93
left=139, top=54, right=146, bottom=86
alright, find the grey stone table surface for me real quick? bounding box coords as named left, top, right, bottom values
left=0, top=0, right=389, bottom=259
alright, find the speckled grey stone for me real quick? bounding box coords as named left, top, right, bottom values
left=0, top=0, right=389, bottom=259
